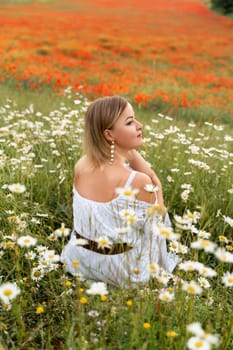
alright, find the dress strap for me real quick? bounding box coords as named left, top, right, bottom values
left=124, top=170, right=137, bottom=188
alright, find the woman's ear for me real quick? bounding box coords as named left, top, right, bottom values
left=103, top=129, right=114, bottom=142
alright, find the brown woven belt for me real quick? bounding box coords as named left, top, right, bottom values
left=74, top=230, right=132, bottom=255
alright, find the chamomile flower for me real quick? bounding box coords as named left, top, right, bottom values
left=17, top=235, right=37, bottom=248
left=182, top=280, right=203, bottom=295
left=179, top=261, right=203, bottom=272
left=191, top=239, right=216, bottom=253
left=8, top=183, right=26, bottom=193
left=156, top=225, right=180, bottom=240
left=222, top=271, right=233, bottom=287
left=97, top=236, right=112, bottom=250
left=158, top=288, right=175, bottom=302
left=144, top=184, right=159, bottom=193
left=0, top=282, right=20, bottom=305
left=198, top=277, right=210, bottom=289
left=215, top=248, right=233, bottom=263
left=223, top=215, right=233, bottom=228
left=115, top=186, right=139, bottom=200
left=86, top=282, right=108, bottom=296
left=187, top=337, right=211, bottom=350
left=147, top=262, right=160, bottom=276
left=54, top=223, right=70, bottom=237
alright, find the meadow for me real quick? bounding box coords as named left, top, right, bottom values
left=0, top=0, right=233, bottom=349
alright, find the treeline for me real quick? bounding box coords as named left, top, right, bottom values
left=211, top=0, right=233, bottom=14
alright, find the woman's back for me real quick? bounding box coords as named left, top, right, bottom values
left=74, top=156, right=156, bottom=204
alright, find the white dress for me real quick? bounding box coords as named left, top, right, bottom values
left=61, top=171, right=179, bottom=287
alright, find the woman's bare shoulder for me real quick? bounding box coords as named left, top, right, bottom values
left=74, top=156, right=89, bottom=175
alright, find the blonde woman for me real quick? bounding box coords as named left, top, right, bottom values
left=61, top=96, right=179, bottom=287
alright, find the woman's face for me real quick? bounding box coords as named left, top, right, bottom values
left=109, top=103, right=144, bottom=152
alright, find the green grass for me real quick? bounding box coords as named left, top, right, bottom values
left=0, top=84, right=233, bottom=349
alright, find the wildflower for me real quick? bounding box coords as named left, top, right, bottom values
left=8, top=183, right=26, bottom=193
left=88, top=310, right=99, bottom=317
left=97, top=236, right=112, bottom=250
left=157, top=225, right=180, bottom=240
left=64, top=281, right=72, bottom=288
left=187, top=322, right=220, bottom=348
left=166, top=331, right=177, bottom=337
left=71, top=260, right=80, bottom=268
left=0, top=282, right=20, bottom=305
left=178, top=260, right=203, bottom=272
left=198, top=277, right=210, bottom=289
left=144, top=184, right=159, bottom=193
left=182, top=280, right=203, bottom=295
left=222, top=271, right=233, bottom=287
left=218, top=235, right=228, bottom=243
left=126, top=300, right=133, bottom=307
left=147, top=204, right=165, bottom=217
left=41, top=250, right=60, bottom=264
left=100, top=295, right=107, bottom=301
left=17, top=235, right=37, bottom=248
left=147, top=262, right=160, bottom=276
left=31, top=267, right=44, bottom=281
left=115, top=186, right=139, bottom=200
left=167, top=175, right=174, bottom=183
left=198, top=266, right=217, bottom=278
left=74, top=238, right=89, bottom=246
left=173, top=214, right=192, bottom=230
left=223, top=215, right=233, bottom=228
left=156, top=271, right=171, bottom=285
left=197, top=230, right=211, bottom=239
left=86, top=282, right=108, bottom=296
left=119, top=208, right=135, bottom=219
left=169, top=240, right=188, bottom=254
left=187, top=337, right=211, bottom=350
left=215, top=248, right=233, bottom=263
left=36, top=305, right=44, bottom=314
left=115, top=227, right=130, bottom=235
left=191, top=239, right=216, bottom=253
left=24, top=251, right=36, bottom=260
left=54, top=223, right=70, bottom=237
left=158, top=289, right=175, bottom=302
left=80, top=297, right=88, bottom=304
left=143, top=322, right=151, bottom=329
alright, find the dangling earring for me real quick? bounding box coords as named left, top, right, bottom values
left=109, top=140, right=115, bottom=165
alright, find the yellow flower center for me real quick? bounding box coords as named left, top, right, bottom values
left=195, top=341, right=204, bottom=348
left=228, top=277, right=233, bottom=283
left=34, top=271, right=41, bottom=277
left=99, top=239, right=108, bottom=246
left=71, top=260, right=79, bottom=267
left=124, top=190, right=132, bottom=196
left=160, top=229, right=171, bottom=238
left=187, top=213, right=195, bottom=219
left=3, top=289, right=12, bottom=297
left=200, top=240, right=210, bottom=247
left=187, top=286, right=196, bottom=293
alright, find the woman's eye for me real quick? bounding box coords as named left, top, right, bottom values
left=126, top=121, right=133, bottom=125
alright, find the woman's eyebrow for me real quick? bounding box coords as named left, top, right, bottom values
left=125, top=115, right=134, bottom=121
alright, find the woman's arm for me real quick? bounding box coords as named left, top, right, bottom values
left=127, top=149, right=165, bottom=207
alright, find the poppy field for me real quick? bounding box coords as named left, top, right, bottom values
left=0, top=0, right=233, bottom=349
left=0, top=0, right=233, bottom=122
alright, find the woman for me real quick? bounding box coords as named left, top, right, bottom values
left=61, top=96, right=179, bottom=287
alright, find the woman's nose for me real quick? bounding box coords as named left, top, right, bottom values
left=136, top=120, right=142, bottom=129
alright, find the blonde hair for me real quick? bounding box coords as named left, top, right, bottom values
left=84, top=96, right=128, bottom=167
